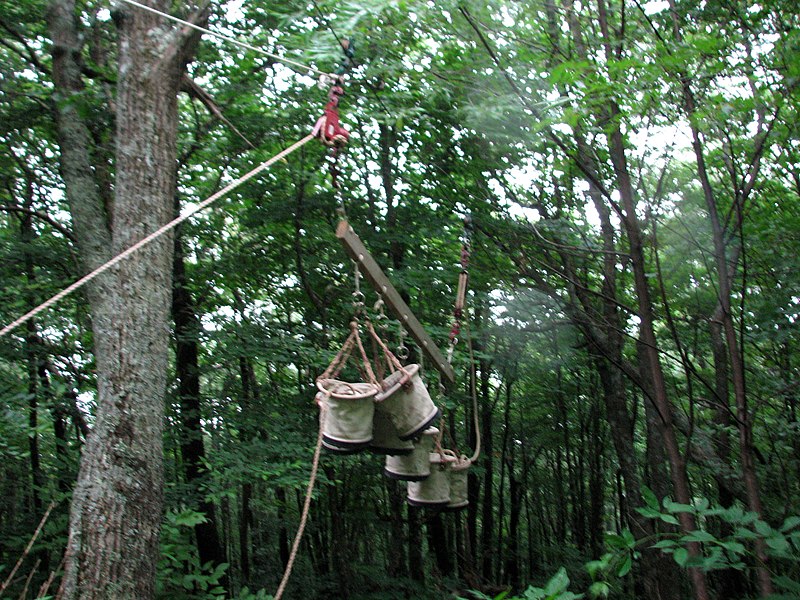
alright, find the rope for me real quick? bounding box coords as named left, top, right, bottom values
left=0, top=134, right=316, bottom=339
left=365, top=321, right=406, bottom=376
left=273, top=400, right=326, bottom=600
left=115, top=0, right=332, bottom=78
left=466, top=328, right=482, bottom=464
left=351, top=320, right=378, bottom=386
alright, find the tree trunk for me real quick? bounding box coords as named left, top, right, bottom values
left=479, top=357, right=494, bottom=581
left=22, top=207, right=50, bottom=575
left=173, top=225, right=227, bottom=585
left=385, top=478, right=407, bottom=578
left=505, top=454, right=521, bottom=592
left=276, top=486, right=290, bottom=570
left=666, top=0, right=772, bottom=592
left=52, top=0, right=202, bottom=596
left=427, top=513, right=453, bottom=576
left=607, top=118, right=709, bottom=600
left=408, top=507, right=425, bottom=583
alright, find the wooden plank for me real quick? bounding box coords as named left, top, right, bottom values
left=336, top=220, right=456, bottom=384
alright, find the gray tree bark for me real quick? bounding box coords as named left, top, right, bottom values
left=49, top=0, right=202, bottom=597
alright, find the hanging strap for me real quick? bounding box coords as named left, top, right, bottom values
left=315, top=320, right=381, bottom=398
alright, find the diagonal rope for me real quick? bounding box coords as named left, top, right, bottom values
left=0, top=134, right=316, bottom=339
left=115, top=0, right=332, bottom=78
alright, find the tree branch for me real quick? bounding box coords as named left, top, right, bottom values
left=0, top=205, right=76, bottom=243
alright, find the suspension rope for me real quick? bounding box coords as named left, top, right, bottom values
left=115, top=0, right=333, bottom=78
left=445, top=214, right=481, bottom=464
left=0, top=134, right=316, bottom=339
left=466, top=325, right=482, bottom=464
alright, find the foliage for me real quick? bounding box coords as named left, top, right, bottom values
left=637, top=490, right=800, bottom=594
left=157, top=509, right=229, bottom=600
left=0, top=0, right=799, bottom=597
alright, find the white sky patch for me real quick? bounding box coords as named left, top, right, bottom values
left=643, top=0, right=670, bottom=15
left=499, top=6, right=515, bottom=27
left=222, top=0, right=245, bottom=24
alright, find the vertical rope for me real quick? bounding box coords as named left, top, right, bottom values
left=466, top=327, right=481, bottom=464
left=273, top=401, right=326, bottom=600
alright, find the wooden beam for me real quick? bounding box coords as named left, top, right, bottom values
left=336, top=220, right=456, bottom=384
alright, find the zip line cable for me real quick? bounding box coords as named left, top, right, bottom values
left=0, top=134, right=316, bottom=339
left=115, top=0, right=332, bottom=78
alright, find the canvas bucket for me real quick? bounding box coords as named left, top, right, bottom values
left=446, top=456, right=471, bottom=511
left=407, top=452, right=456, bottom=507
left=316, top=379, right=377, bottom=453
left=370, top=406, right=415, bottom=455
left=384, top=427, right=438, bottom=481
left=374, top=364, right=439, bottom=440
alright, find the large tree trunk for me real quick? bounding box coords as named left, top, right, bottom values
left=51, top=0, right=201, bottom=596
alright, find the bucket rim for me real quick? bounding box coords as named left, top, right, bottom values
left=374, top=363, right=421, bottom=402
left=370, top=445, right=414, bottom=456
left=316, top=378, right=379, bottom=400
left=383, top=468, right=430, bottom=482
left=397, top=407, right=441, bottom=441
left=407, top=497, right=449, bottom=508
left=322, top=434, right=372, bottom=448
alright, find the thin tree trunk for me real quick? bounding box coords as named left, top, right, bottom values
left=22, top=206, right=50, bottom=575
left=666, top=0, right=772, bottom=592
left=479, top=357, right=494, bottom=581
left=172, top=225, right=227, bottom=586
left=505, top=453, right=521, bottom=592
left=385, top=478, right=407, bottom=578
left=609, top=121, right=709, bottom=600
left=276, top=487, right=290, bottom=569
left=408, top=507, right=425, bottom=583
left=427, top=513, right=453, bottom=576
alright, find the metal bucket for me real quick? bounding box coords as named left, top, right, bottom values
left=407, top=452, right=456, bottom=507
left=375, top=364, right=439, bottom=440
left=384, top=427, right=438, bottom=481
left=370, top=406, right=415, bottom=455
left=446, top=456, right=471, bottom=511
left=316, top=379, right=377, bottom=453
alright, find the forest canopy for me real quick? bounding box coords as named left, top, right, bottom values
left=0, top=0, right=799, bottom=599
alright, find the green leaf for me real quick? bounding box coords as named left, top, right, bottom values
left=664, top=500, right=694, bottom=514
left=682, top=530, right=717, bottom=543
left=544, top=567, right=570, bottom=596
left=780, top=516, right=800, bottom=533
left=719, top=541, right=746, bottom=555
left=659, top=514, right=679, bottom=525
left=636, top=506, right=661, bottom=519
left=617, top=555, right=632, bottom=577
left=754, top=520, right=773, bottom=537
left=673, top=547, right=689, bottom=567
left=774, top=575, right=800, bottom=593
left=734, top=527, right=759, bottom=540
left=765, top=535, right=791, bottom=554
left=652, top=539, right=677, bottom=550
left=588, top=582, right=610, bottom=598
left=641, top=485, right=659, bottom=510
left=585, top=560, right=606, bottom=579
left=605, top=533, right=627, bottom=549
